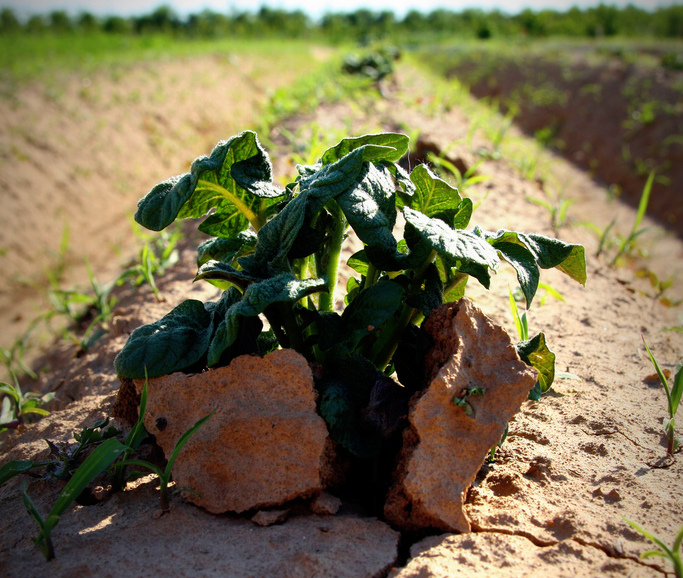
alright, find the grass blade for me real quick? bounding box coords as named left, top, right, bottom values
left=642, top=336, right=673, bottom=412
left=163, top=409, right=216, bottom=479
left=0, top=460, right=52, bottom=485
left=672, top=359, right=683, bottom=417
left=49, top=438, right=128, bottom=520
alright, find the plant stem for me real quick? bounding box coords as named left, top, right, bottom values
left=364, top=262, right=379, bottom=289
left=317, top=202, right=347, bottom=313
left=372, top=249, right=438, bottom=372
left=373, top=304, right=418, bottom=371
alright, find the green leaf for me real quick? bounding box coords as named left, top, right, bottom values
left=207, top=274, right=327, bottom=366
left=497, top=242, right=540, bottom=308
left=403, top=207, right=500, bottom=283
left=243, top=140, right=402, bottom=278
left=408, top=164, right=463, bottom=218
left=320, top=132, right=409, bottom=165
left=347, top=250, right=370, bottom=276
left=114, top=300, right=214, bottom=379
left=336, top=163, right=398, bottom=254
left=316, top=354, right=383, bottom=459
left=331, top=280, right=405, bottom=353
left=406, top=263, right=443, bottom=317
left=183, top=131, right=282, bottom=236
left=134, top=173, right=197, bottom=232
left=516, top=332, right=556, bottom=393
left=642, top=336, right=675, bottom=417
left=196, top=230, right=257, bottom=267
left=451, top=197, right=474, bottom=230
left=49, top=438, right=128, bottom=520
left=194, top=260, right=261, bottom=291
left=479, top=228, right=587, bottom=286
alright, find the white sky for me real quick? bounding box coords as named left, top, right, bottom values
left=0, top=0, right=676, bottom=20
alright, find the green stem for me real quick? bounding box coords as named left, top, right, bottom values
left=372, top=304, right=418, bottom=372
left=197, top=180, right=264, bottom=231
left=317, top=202, right=347, bottom=313
left=364, top=262, right=379, bottom=289
left=372, top=250, right=438, bottom=372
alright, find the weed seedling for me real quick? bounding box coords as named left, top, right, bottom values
left=611, top=172, right=654, bottom=267
left=624, top=518, right=682, bottom=578
left=116, top=407, right=215, bottom=512
left=22, top=437, right=129, bottom=560
left=0, top=380, right=54, bottom=433
left=642, top=336, right=682, bottom=456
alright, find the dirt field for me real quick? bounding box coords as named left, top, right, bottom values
left=0, top=51, right=682, bottom=577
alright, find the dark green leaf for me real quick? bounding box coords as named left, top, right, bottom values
left=320, top=133, right=409, bottom=165
left=332, top=280, right=405, bottom=353
left=516, top=332, right=556, bottom=394
left=316, top=354, right=383, bottom=458
left=242, top=143, right=392, bottom=277
left=180, top=131, right=282, bottom=237
left=479, top=228, right=587, bottom=286
left=196, top=230, right=257, bottom=267
left=318, top=380, right=381, bottom=459
left=336, top=163, right=398, bottom=254
left=404, top=207, right=499, bottom=279
left=134, top=173, right=197, bottom=232
left=348, top=250, right=370, bottom=276
left=239, top=192, right=308, bottom=277
left=406, top=262, right=443, bottom=317
left=194, top=261, right=261, bottom=291
left=207, top=274, right=327, bottom=366
left=409, top=164, right=463, bottom=218
left=494, top=242, right=540, bottom=308
left=114, top=300, right=213, bottom=379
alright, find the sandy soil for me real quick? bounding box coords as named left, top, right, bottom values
left=0, top=50, right=309, bottom=355
left=0, top=56, right=682, bottom=577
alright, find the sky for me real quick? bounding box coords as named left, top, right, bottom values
left=0, top=0, right=675, bottom=21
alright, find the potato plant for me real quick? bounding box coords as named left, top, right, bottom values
left=114, top=131, right=586, bottom=457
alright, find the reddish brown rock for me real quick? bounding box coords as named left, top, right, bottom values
left=384, top=299, right=537, bottom=533
left=133, top=349, right=331, bottom=514
left=310, top=491, right=342, bottom=515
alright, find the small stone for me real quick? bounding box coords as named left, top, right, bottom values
left=251, top=509, right=290, bottom=527
left=310, top=492, right=342, bottom=515
left=384, top=299, right=537, bottom=533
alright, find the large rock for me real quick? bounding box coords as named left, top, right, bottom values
left=384, top=299, right=537, bottom=533
left=133, top=349, right=331, bottom=514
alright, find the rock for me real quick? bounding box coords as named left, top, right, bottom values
left=251, top=509, right=290, bottom=526
left=133, top=349, right=331, bottom=514
left=310, top=492, right=342, bottom=515
left=384, top=299, right=537, bottom=533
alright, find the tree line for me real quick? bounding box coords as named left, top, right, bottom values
left=1, top=4, right=681, bottom=40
